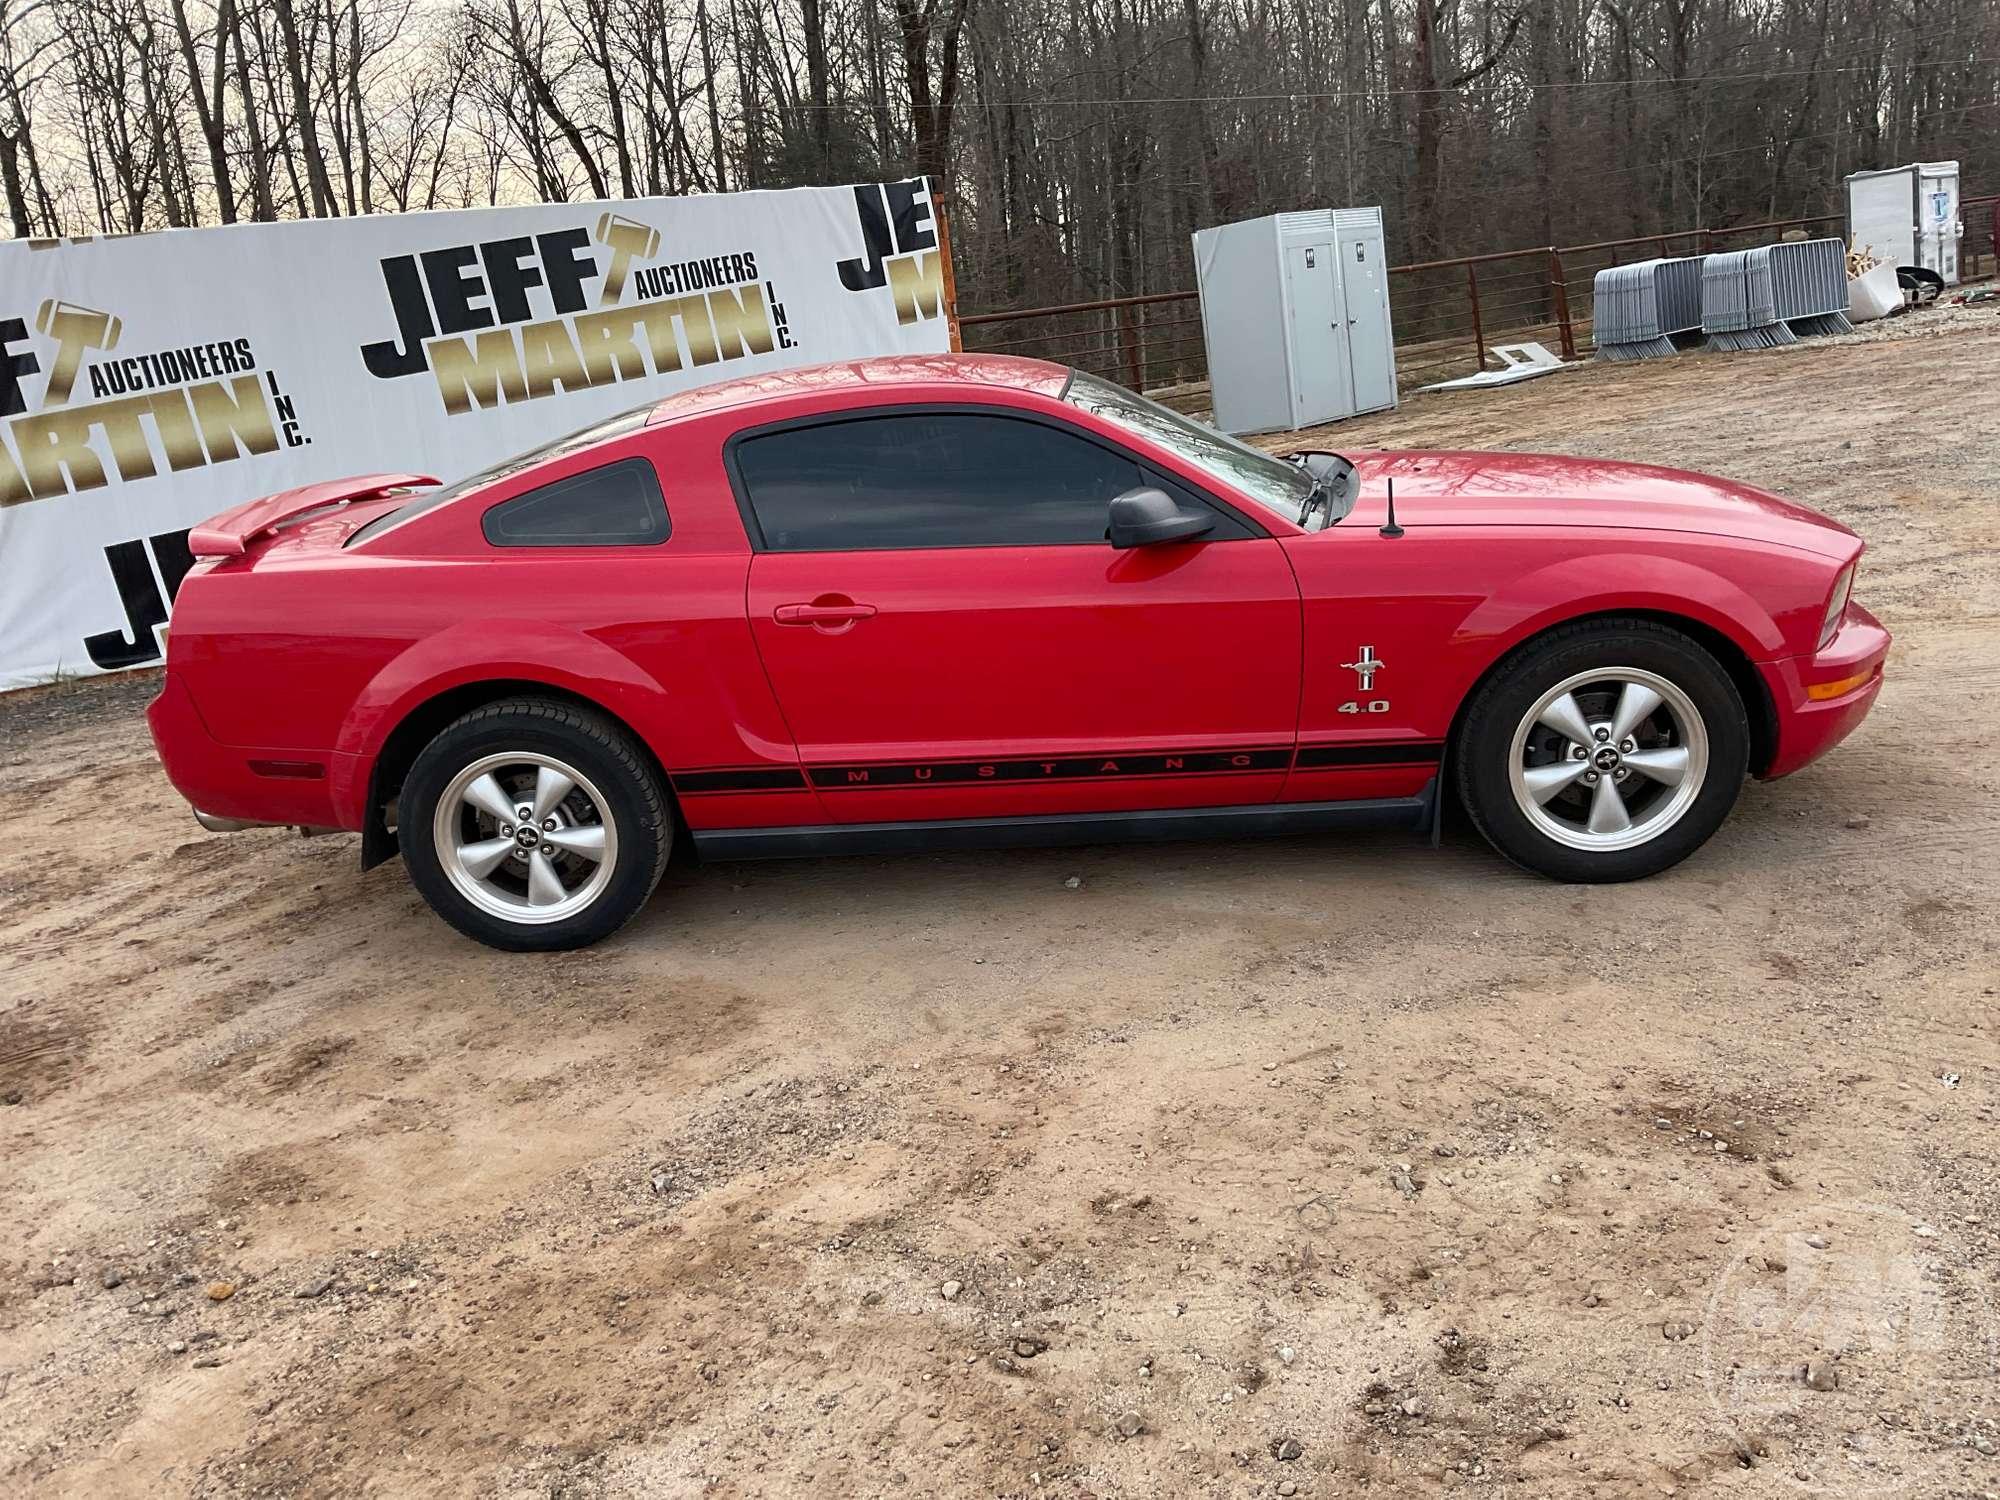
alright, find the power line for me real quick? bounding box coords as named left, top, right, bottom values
left=1556, top=100, right=2000, bottom=186
left=757, top=50, right=2000, bottom=112
left=972, top=98, right=1999, bottom=201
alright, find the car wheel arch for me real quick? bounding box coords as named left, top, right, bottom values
left=1442, top=608, right=1779, bottom=787
left=1451, top=550, right=1789, bottom=660
left=359, top=678, right=679, bottom=871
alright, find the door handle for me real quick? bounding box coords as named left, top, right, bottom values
left=774, top=599, right=877, bottom=626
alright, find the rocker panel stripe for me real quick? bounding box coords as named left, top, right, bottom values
left=672, top=740, right=1443, bottom=795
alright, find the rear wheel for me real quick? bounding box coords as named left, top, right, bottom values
left=1456, top=620, right=1749, bottom=882
left=401, top=699, right=670, bottom=950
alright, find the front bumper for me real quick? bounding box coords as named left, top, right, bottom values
left=1757, top=603, right=1890, bottom=779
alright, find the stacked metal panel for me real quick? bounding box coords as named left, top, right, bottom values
left=1652, top=257, right=1706, bottom=342
left=1591, top=256, right=1705, bottom=361
left=1767, top=238, right=1855, bottom=337
left=1701, top=248, right=1797, bottom=351
left=1592, top=261, right=1672, bottom=361
left=1640, top=258, right=1704, bottom=342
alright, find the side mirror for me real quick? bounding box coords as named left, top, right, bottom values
left=1107, top=486, right=1215, bottom=549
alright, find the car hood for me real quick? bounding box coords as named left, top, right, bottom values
left=1346, top=451, right=1858, bottom=559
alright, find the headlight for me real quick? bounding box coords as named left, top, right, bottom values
left=1818, top=562, right=1856, bottom=649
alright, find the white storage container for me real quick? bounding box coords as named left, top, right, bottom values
left=1192, top=207, right=1397, bottom=434
left=1846, top=161, right=1962, bottom=285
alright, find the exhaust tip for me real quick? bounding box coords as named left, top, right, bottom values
left=192, top=808, right=269, bottom=834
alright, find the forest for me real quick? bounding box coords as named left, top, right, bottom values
left=0, top=0, right=1991, bottom=313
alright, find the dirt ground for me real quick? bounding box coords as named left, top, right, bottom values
left=4, top=304, right=2000, bottom=1500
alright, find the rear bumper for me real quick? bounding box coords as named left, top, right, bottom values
left=147, top=675, right=353, bottom=830
left=1757, top=603, right=1890, bottom=779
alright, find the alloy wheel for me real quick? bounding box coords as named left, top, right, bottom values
left=1506, top=666, right=1709, bottom=853
left=432, top=751, right=620, bottom=924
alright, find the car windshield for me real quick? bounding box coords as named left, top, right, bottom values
left=1064, top=370, right=1318, bottom=520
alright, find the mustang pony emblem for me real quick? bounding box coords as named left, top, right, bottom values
left=1342, top=645, right=1384, bottom=691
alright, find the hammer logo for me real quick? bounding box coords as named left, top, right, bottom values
left=36, top=299, right=121, bottom=407
left=593, top=213, right=660, bottom=307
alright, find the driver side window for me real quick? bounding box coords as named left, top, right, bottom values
left=731, top=410, right=1242, bottom=552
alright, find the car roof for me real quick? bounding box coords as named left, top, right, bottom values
left=643, top=353, right=1071, bottom=425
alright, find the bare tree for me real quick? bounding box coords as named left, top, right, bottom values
left=0, top=0, right=1992, bottom=335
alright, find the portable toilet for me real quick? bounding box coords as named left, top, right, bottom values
left=1193, top=207, right=1397, bottom=435
left=1845, top=161, right=1962, bottom=284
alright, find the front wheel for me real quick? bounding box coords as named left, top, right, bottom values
left=1455, top=620, right=1750, bottom=882
left=400, top=699, right=671, bottom=950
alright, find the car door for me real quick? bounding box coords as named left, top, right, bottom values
left=733, top=404, right=1303, bottom=825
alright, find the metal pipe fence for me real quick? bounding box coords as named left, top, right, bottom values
left=959, top=198, right=1995, bottom=401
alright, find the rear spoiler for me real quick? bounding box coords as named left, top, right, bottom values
left=187, top=473, right=438, bottom=557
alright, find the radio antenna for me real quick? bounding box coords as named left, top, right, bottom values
left=1379, top=475, right=1405, bottom=539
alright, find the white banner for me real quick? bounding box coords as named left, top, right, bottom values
left=0, top=180, right=956, bottom=690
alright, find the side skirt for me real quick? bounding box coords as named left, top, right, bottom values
left=690, top=782, right=1435, bottom=861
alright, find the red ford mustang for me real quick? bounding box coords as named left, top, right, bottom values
left=147, top=354, right=1887, bottom=950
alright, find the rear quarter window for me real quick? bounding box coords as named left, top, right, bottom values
left=346, top=403, right=658, bottom=548
left=481, top=457, right=670, bottom=547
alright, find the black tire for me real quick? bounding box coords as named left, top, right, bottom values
left=1454, top=619, right=1749, bottom=883
left=400, top=698, right=671, bottom=950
